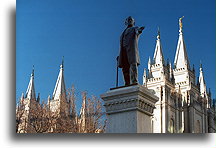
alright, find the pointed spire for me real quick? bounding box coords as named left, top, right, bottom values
left=37, top=93, right=40, bottom=103
left=79, top=92, right=87, bottom=132
left=20, top=92, right=24, bottom=99
left=174, top=16, right=190, bottom=69
left=157, top=27, right=160, bottom=39
left=61, top=56, right=64, bottom=69
left=30, top=65, right=34, bottom=77
left=25, top=66, right=36, bottom=100
left=79, top=92, right=87, bottom=117
left=148, top=57, right=152, bottom=78
left=200, top=60, right=202, bottom=69
left=197, top=76, right=200, bottom=87
left=143, top=68, right=147, bottom=87
left=47, top=95, right=51, bottom=105
left=169, top=62, right=172, bottom=74
left=148, top=56, right=151, bottom=69
left=215, top=103, right=216, bottom=111
left=52, top=58, right=66, bottom=100
left=212, top=99, right=216, bottom=112
left=153, top=27, right=165, bottom=65
left=20, top=93, right=25, bottom=105
left=169, top=62, right=174, bottom=82
left=199, top=63, right=207, bottom=98
left=212, top=99, right=215, bottom=109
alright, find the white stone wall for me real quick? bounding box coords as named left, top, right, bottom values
left=107, top=111, right=137, bottom=133
left=137, top=111, right=152, bottom=133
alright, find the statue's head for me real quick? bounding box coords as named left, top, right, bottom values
left=125, top=16, right=135, bottom=27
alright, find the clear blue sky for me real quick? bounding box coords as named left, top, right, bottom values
left=16, top=0, right=215, bottom=106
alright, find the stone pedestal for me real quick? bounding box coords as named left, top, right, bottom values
left=101, top=84, right=158, bottom=133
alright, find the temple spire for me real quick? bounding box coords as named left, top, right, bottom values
left=169, top=62, right=174, bottom=82
left=153, top=27, right=165, bottom=65
left=199, top=63, right=207, bottom=98
left=79, top=92, right=87, bottom=132
left=143, top=68, right=147, bottom=87
left=61, top=56, right=64, bottom=68
left=37, top=93, right=40, bottom=103
left=174, top=16, right=190, bottom=69
left=148, top=56, right=151, bottom=69
left=20, top=92, right=24, bottom=100
left=148, top=57, right=152, bottom=78
left=47, top=95, right=51, bottom=105
left=79, top=92, right=87, bottom=117
left=25, top=66, right=36, bottom=100
left=52, top=57, right=66, bottom=100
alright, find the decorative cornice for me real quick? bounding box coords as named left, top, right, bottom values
left=104, top=97, right=155, bottom=115
left=101, top=85, right=158, bottom=116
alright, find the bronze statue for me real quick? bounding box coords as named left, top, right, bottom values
left=118, top=16, right=145, bottom=86
left=179, top=16, right=184, bottom=29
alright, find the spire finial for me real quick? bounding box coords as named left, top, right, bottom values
left=37, top=93, right=40, bottom=102
left=199, top=60, right=203, bottom=73
left=47, top=94, right=51, bottom=105
left=32, top=65, right=35, bottom=76
left=143, top=68, right=147, bottom=86
left=21, top=92, right=24, bottom=99
left=60, top=56, right=64, bottom=69
left=62, top=56, right=64, bottom=66
left=157, top=27, right=160, bottom=39
left=179, top=16, right=184, bottom=31
left=26, top=66, right=36, bottom=100
left=200, top=60, right=202, bottom=69
left=143, top=68, right=147, bottom=77
left=148, top=56, right=151, bottom=68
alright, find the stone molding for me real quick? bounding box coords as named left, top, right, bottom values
left=104, top=97, right=155, bottom=115
left=102, top=85, right=158, bottom=116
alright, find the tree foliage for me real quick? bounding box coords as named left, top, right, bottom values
left=16, top=86, right=106, bottom=133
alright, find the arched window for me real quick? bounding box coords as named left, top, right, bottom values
left=195, top=120, right=201, bottom=133
left=169, top=119, right=174, bottom=133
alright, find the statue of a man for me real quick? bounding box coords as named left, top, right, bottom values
left=118, top=16, right=145, bottom=86
left=179, top=16, right=184, bottom=29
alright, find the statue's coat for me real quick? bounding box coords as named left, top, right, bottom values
left=118, top=26, right=142, bottom=68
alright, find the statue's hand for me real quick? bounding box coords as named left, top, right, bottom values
left=140, top=26, right=145, bottom=30
left=137, top=26, right=145, bottom=34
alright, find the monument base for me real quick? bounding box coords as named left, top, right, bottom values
left=101, top=84, right=158, bottom=133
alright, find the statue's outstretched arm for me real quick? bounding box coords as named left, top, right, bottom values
left=137, top=26, right=145, bottom=34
